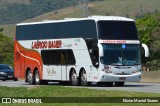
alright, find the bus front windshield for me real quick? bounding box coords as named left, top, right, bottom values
left=100, top=44, right=141, bottom=66
left=97, top=21, right=138, bottom=40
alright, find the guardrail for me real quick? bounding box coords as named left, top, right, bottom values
left=141, top=71, right=160, bottom=83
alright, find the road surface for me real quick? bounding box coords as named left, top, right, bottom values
left=0, top=80, right=160, bottom=93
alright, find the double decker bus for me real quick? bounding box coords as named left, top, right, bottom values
left=14, top=16, right=149, bottom=86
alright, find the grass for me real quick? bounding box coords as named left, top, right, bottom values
left=0, top=85, right=160, bottom=97
left=0, top=85, right=160, bottom=106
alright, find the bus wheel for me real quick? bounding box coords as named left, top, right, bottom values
left=80, top=69, right=88, bottom=86
left=27, top=70, right=34, bottom=85
left=115, top=82, right=125, bottom=86
left=34, top=70, right=40, bottom=85
left=70, top=70, right=78, bottom=86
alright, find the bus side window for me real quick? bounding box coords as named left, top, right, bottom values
left=66, top=50, right=76, bottom=65
left=61, top=51, right=66, bottom=65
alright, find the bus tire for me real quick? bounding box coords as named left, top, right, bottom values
left=13, top=78, right=18, bottom=81
left=34, top=70, right=41, bottom=85
left=27, top=70, right=34, bottom=85
left=70, top=69, right=79, bottom=86
left=115, top=82, right=125, bottom=86
left=80, top=69, right=88, bottom=86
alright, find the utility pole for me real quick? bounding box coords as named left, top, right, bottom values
left=83, top=0, right=89, bottom=17
left=78, top=0, right=90, bottom=17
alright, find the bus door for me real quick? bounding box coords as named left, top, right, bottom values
left=52, top=50, right=62, bottom=80
left=61, top=50, right=67, bottom=81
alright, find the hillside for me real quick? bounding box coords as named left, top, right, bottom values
left=0, top=0, right=78, bottom=24
left=25, top=0, right=160, bottom=22
left=1, top=0, right=160, bottom=37
left=0, top=0, right=30, bottom=5
left=0, top=0, right=101, bottom=24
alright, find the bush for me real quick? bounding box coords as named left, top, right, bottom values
left=136, top=13, right=160, bottom=71
left=0, top=32, right=13, bottom=67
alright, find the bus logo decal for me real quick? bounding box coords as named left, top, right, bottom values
left=32, top=40, right=62, bottom=49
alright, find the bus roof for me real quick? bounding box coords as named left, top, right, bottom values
left=17, top=16, right=134, bottom=26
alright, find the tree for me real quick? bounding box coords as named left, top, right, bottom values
left=0, top=28, right=3, bottom=32
left=136, top=13, right=160, bottom=71
left=0, top=29, right=13, bottom=66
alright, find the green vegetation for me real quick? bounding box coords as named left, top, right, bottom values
left=1, top=0, right=160, bottom=37
left=0, top=85, right=160, bottom=97
left=24, top=0, right=160, bottom=22
left=0, top=28, right=13, bottom=66
left=0, top=86, right=160, bottom=105
left=0, top=0, right=160, bottom=24
left=0, top=24, right=15, bottom=37
left=0, top=0, right=78, bottom=24
left=0, top=0, right=101, bottom=24
left=136, top=13, right=160, bottom=71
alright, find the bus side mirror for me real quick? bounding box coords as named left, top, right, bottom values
left=98, top=43, right=103, bottom=57
left=142, top=43, right=149, bottom=57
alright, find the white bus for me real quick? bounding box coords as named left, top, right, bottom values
left=14, top=16, right=149, bottom=86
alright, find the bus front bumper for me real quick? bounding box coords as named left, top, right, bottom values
left=98, top=72, right=141, bottom=82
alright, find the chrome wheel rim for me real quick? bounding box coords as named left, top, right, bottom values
left=71, top=72, right=78, bottom=85
left=28, top=71, right=33, bottom=84
left=35, top=71, right=40, bottom=83
left=81, top=71, right=87, bottom=85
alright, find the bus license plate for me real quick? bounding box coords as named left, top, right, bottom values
left=119, top=77, right=126, bottom=80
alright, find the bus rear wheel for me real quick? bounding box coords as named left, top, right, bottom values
left=115, top=82, right=125, bottom=86
left=70, top=70, right=79, bottom=86
left=80, top=69, right=88, bottom=86
left=34, top=70, right=40, bottom=85
left=27, top=70, right=34, bottom=85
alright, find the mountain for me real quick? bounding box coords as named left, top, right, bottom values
left=1, top=0, right=160, bottom=37
left=0, top=0, right=78, bottom=24
left=24, top=0, right=160, bottom=22
left=0, top=0, right=101, bottom=24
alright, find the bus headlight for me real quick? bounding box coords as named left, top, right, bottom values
left=102, top=66, right=112, bottom=74
left=133, top=70, right=140, bottom=73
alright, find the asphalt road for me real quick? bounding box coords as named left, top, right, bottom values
left=0, top=80, right=160, bottom=93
